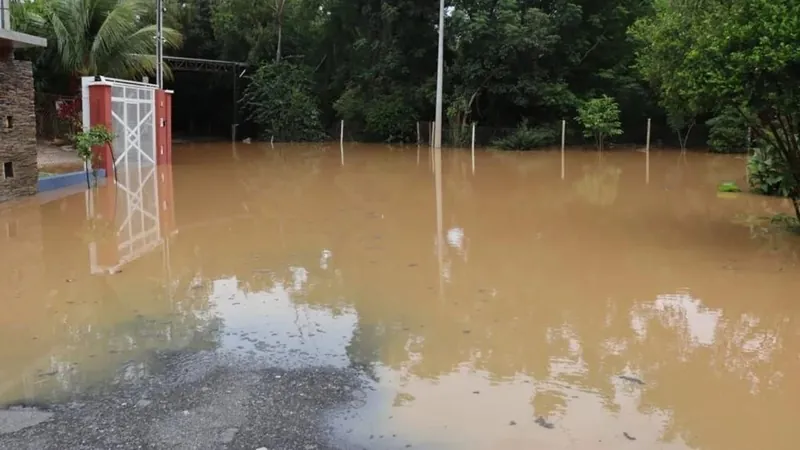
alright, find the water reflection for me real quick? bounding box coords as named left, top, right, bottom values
left=1, top=144, right=799, bottom=450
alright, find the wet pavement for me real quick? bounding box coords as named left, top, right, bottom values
left=1, top=143, right=800, bottom=449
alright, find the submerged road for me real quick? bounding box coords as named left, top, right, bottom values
left=0, top=350, right=369, bottom=450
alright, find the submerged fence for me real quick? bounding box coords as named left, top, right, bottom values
left=322, top=118, right=713, bottom=150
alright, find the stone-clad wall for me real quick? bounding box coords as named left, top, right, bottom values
left=0, top=57, right=37, bottom=202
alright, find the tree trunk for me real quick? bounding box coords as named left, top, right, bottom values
left=275, top=21, right=282, bottom=62
left=274, top=0, right=286, bottom=63
left=677, top=120, right=695, bottom=151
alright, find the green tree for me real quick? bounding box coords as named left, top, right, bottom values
left=630, top=0, right=701, bottom=152
left=576, top=96, right=623, bottom=151
left=634, top=0, right=800, bottom=218
left=241, top=62, right=324, bottom=142
left=16, top=0, right=183, bottom=81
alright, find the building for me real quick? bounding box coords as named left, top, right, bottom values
left=0, top=0, right=46, bottom=202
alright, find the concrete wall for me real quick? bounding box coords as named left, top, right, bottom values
left=0, top=57, right=38, bottom=202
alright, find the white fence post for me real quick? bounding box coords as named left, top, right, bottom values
left=646, top=118, right=652, bottom=184
left=340, top=120, right=345, bottom=165
left=471, top=122, right=476, bottom=174
left=561, top=119, right=566, bottom=180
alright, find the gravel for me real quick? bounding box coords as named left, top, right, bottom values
left=0, top=350, right=370, bottom=450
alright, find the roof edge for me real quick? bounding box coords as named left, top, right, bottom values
left=0, top=29, right=47, bottom=48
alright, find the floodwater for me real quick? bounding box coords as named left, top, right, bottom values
left=2, top=143, right=800, bottom=449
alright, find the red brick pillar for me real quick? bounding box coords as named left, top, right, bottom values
left=155, top=89, right=168, bottom=165
left=88, top=82, right=114, bottom=180
left=164, top=90, right=173, bottom=164
left=157, top=165, right=176, bottom=237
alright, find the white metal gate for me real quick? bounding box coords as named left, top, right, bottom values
left=81, top=76, right=158, bottom=168
left=82, top=76, right=162, bottom=274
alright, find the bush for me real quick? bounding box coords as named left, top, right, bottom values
left=575, top=96, right=622, bottom=150
left=492, top=120, right=557, bottom=151
left=747, top=144, right=797, bottom=197
left=706, top=107, right=748, bottom=153
left=334, top=88, right=417, bottom=143
left=242, top=62, right=324, bottom=142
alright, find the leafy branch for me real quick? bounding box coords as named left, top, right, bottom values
left=74, top=125, right=115, bottom=189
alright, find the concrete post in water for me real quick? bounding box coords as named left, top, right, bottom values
left=433, top=0, right=445, bottom=149
left=471, top=122, right=476, bottom=174
left=646, top=118, right=651, bottom=184
left=417, top=121, right=421, bottom=145
left=561, top=119, right=566, bottom=180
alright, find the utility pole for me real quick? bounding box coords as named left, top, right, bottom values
left=156, top=0, right=164, bottom=88
left=433, top=0, right=445, bottom=149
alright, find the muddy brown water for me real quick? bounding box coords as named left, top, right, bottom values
left=2, top=142, right=800, bottom=449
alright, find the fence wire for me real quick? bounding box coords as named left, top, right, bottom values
left=321, top=119, right=712, bottom=150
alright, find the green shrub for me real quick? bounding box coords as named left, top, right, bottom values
left=706, top=107, right=748, bottom=153
left=575, top=96, right=622, bottom=150
left=334, top=88, right=417, bottom=143
left=74, top=125, right=115, bottom=188
left=492, top=120, right=557, bottom=151
left=242, top=62, right=324, bottom=142
left=747, top=145, right=797, bottom=197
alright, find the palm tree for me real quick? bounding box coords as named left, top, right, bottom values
left=15, top=0, right=183, bottom=81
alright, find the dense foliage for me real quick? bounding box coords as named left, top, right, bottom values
left=706, top=107, right=749, bottom=154
left=241, top=62, right=324, bottom=142
left=492, top=120, right=558, bottom=151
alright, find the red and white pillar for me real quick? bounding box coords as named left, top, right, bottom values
left=164, top=90, right=173, bottom=165
left=87, top=81, right=115, bottom=180
left=157, top=164, right=176, bottom=236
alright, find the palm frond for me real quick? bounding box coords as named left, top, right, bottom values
left=28, top=0, right=184, bottom=80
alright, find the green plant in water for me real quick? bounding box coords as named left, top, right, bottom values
left=492, top=120, right=557, bottom=151
left=575, top=96, right=622, bottom=151
left=747, top=145, right=797, bottom=197
left=717, top=181, right=741, bottom=193
left=74, top=125, right=115, bottom=188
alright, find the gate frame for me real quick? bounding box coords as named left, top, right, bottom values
left=81, top=76, right=175, bottom=275
left=81, top=76, right=173, bottom=179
